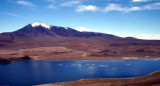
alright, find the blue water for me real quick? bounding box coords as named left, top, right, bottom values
left=0, top=60, right=160, bottom=86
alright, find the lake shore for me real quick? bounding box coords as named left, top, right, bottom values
left=0, top=46, right=160, bottom=63
left=37, top=71, right=160, bottom=86
left=35, top=56, right=160, bottom=61
left=0, top=56, right=32, bottom=64
left=1, top=59, right=160, bottom=86
left=0, top=55, right=160, bottom=64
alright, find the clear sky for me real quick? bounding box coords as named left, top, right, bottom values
left=0, top=0, right=160, bottom=39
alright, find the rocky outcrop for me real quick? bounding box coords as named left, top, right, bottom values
left=0, top=58, right=12, bottom=64
left=0, top=56, right=32, bottom=64
left=9, top=56, right=32, bottom=61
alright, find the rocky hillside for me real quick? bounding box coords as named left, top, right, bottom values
left=0, top=22, right=160, bottom=60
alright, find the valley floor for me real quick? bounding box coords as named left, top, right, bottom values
left=1, top=37, right=160, bottom=61
left=0, top=45, right=160, bottom=62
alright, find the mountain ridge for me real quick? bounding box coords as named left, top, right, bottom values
left=0, top=22, right=148, bottom=41
left=0, top=22, right=125, bottom=40
left=0, top=22, right=160, bottom=61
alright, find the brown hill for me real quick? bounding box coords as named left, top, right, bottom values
left=0, top=22, right=160, bottom=60
left=37, top=71, right=160, bottom=86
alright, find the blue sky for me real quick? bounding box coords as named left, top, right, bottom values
left=0, top=0, right=160, bottom=39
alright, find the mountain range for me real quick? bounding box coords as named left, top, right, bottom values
left=0, top=22, right=126, bottom=42
left=0, top=22, right=160, bottom=61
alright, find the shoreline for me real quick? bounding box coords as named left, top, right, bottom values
left=0, top=56, right=32, bottom=64
left=37, top=70, right=160, bottom=86
left=1, top=58, right=160, bottom=86
left=33, top=57, right=160, bottom=61
left=1, top=57, right=160, bottom=64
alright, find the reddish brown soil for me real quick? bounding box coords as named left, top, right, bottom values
left=37, top=71, right=160, bottom=86
left=0, top=37, right=160, bottom=61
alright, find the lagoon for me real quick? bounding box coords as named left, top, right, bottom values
left=0, top=60, right=160, bottom=86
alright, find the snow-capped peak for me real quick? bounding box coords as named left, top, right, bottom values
left=31, top=22, right=51, bottom=29
left=65, top=27, right=69, bottom=29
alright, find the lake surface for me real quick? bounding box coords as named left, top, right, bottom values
left=0, top=60, right=160, bottom=86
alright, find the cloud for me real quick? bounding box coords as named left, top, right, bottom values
left=118, top=34, right=160, bottom=40
left=61, top=1, right=80, bottom=7
left=144, top=2, right=160, bottom=10
left=104, top=3, right=142, bottom=12
left=0, top=12, right=30, bottom=20
left=75, top=27, right=95, bottom=32
left=103, top=2, right=160, bottom=12
left=17, top=0, right=36, bottom=7
left=0, top=12, right=20, bottom=17
left=76, top=5, right=98, bottom=12
left=129, top=7, right=142, bottom=11
left=46, top=0, right=55, bottom=2
left=76, top=4, right=142, bottom=13
left=132, top=0, right=151, bottom=2
left=106, top=0, right=120, bottom=1
left=47, top=4, right=55, bottom=9
left=104, top=4, right=124, bottom=12
left=76, top=2, right=160, bottom=13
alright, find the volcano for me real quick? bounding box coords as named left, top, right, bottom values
left=0, top=22, right=160, bottom=61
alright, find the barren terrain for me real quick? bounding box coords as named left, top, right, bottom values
left=0, top=23, right=160, bottom=61
left=1, top=37, right=160, bottom=61
left=37, top=71, right=160, bottom=86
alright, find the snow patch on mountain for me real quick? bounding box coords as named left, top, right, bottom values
left=75, top=27, right=95, bottom=32
left=65, top=27, right=69, bottom=29
left=31, top=22, right=51, bottom=29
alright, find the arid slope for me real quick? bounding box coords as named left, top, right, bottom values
left=37, top=71, right=160, bottom=86
left=0, top=22, right=160, bottom=61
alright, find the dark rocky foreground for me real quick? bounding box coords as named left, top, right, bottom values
left=0, top=56, right=32, bottom=64
left=37, top=71, right=160, bottom=86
